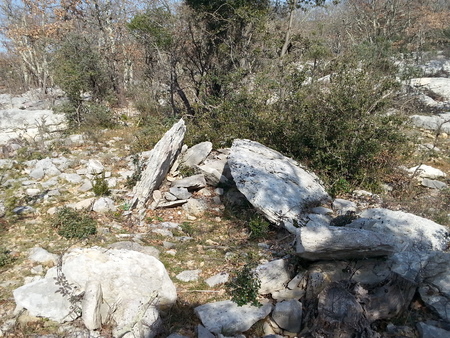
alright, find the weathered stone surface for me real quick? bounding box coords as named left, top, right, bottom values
left=419, top=286, right=450, bottom=322
left=410, top=78, right=450, bottom=101
left=195, top=300, right=273, bottom=335
left=176, top=269, right=201, bottom=282
left=315, top=282, right=369, bottom=337
left=108, top=241, right=160, bottom=259
left=421, top=178, right=448, bottom=189
left=169, top=186, right=192, bottom=200
left=255, top=259, right=291, bottom=294
left=13, top=269, right=75, bottom=323
left=60, top=173, right=83, bottom=184
left=363, top=273, right=417, bottom=322
left=14, top=247, right=177, bottom=331
left=417, top=322, right=450, bottom=338
left=348, top=208, right=450, bottom=252
left=410, top=113, right=450, bottom=133
left=296, top=225, right=396, bottom=260
left=205, top=272, right=229, bottom=287
left=271, top=300, right=302, bottom=333
left=86, top=159, right=104, bottom=174
left=67, top=198, right=95, bottom=210
left=171, top=174, right=207, bottom=191
left=130, top=119, right=186, bottom=209
left=408, top=164, right=447, bottom=179
left=81, top=280, right=103, bottom=330
left=197, top=324, right=215, bottom=338
left=92, top=197, right=116, bottom=213
left=181, top=142, right=212, bottom=167
left=0, top=108, right=65, bottom=145
left=182, top=198, right=208, bottom=216
left=113, top=298, right=161, bottom=338
left=332, top=199, right=357, bottom=214
left=228, top=139, right=330, bottom=229
left=28, top=247, right=58, bottom=266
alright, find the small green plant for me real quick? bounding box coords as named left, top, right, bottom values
left=247, top=214, right=269, bottom=239
left=125, top=155, right=143, bottom=188
left=180, top=221, right=194, bottom=236
left=51, top=207, right=97, bottom=239
left=178, top=164, right=196, bottom=177
left=226, top=263, right=261, bottom=307
left=92, top=173, right=111, bottom=196
left=54, top=257, right=82, bottom=318
left=0, top=246, right=15, bottom=267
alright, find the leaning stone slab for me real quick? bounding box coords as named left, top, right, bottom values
left=228, top=139, right=330, bottom=230
left=130, top=119, right=186, bottom=209
left=195, top=300, right=273, bottom=335
left=347, top=208, right=450, bottom=252
left=296, top=226, right=396, bottom=260
left=180, top=141, right=212, bottom=167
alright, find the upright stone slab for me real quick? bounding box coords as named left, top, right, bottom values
left=130, top=119, right=186, bottom=209
left=228, top=139, right=330, bottom=229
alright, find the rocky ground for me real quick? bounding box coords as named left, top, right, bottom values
left=0, top=57, right=450, bottom=338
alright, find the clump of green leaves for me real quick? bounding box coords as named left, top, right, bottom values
left=51, top=207, right=97, bottom=239
left=125, top=155, right=143, bottom=189
left=93, top=173, right=111, bottom=196
left=247, top=214, right=269, bottom=239
left=226, top=263, right=261, bottom=307
left=0, top=247, right=15, bottom=267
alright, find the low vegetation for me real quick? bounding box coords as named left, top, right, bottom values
left=50, top=207, right=97, bottom=239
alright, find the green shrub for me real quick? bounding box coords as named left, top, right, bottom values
left=92, top=173, right=111, bottom=197
left=187, top=52, right=409, bottom=192
left=51, top=207, right=97, bottom=239
left=247, top=214, right=269, bottom=239
left=126, top=155, right=143, bottom=188
left=226, top=263, right=261, bottom=307
left=0, top=247, right=14, bottom=267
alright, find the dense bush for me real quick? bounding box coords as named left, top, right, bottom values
left=52, top=34, right=115, bottom=128
left=187, top=52, right=409, bottom=194
left=51, top=207, right=97, bottom=239
left=226, top=263, right=261, bottom=307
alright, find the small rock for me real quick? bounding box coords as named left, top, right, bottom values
left=92, top=197, right=116, bottom=213
left=28, top=247, right=58, bottom=265
left=86, top=159, right=104, bottom=174
left=176, top=269, right=201, bottom=282
left=205, top=272, right=229, bottom=287
left=272, top=300, right=302, bottom=333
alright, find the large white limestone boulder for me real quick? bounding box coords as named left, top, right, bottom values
left=228, top=139, right=330, bottom=231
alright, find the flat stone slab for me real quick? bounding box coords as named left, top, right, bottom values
left=347, top=208, right=450, bottom=252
